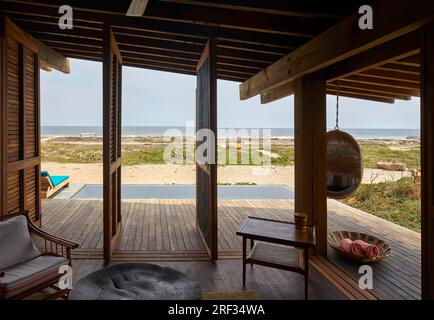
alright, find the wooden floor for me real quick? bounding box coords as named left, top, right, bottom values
left=41, top=198, right=421, bottom=300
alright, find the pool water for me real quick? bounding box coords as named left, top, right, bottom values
left=73, top=184, right=294, bottom=200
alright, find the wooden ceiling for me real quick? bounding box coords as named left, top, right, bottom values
left=0, top=0, right=420, bottom=102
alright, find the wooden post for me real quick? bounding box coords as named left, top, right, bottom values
left=420, top=24, right=434, bottom=300
left=294, top=73, right=327, bottom=255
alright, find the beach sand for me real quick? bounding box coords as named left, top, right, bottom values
left=40, top=136, right=416, bottom=186
left=41, top=162, right=410, bottom=186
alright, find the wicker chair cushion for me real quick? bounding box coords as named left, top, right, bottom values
left=1, top=256, right=68, bottom=299
left=0, top=216, right=40, bottom=270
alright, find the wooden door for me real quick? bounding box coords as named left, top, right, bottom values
left=1, top=17, right=41, bottom=224
left=196, top=38, right=218, bottom=260
left=103, top=26, right=122, bottom=263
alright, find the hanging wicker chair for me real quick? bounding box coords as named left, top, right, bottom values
left=326, top=129, right=363, bottom=199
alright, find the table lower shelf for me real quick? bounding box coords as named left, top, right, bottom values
left=247, top=242, right=305, bottom=270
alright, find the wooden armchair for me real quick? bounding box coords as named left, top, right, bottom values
left=0, top=211, right=78, bottom=300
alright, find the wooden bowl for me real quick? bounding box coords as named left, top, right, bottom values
left=327, top=231, right=392, bottom=263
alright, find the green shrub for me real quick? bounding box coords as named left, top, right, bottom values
left=343, top=177, right=421, bottom=232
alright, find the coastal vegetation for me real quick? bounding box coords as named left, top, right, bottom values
left=41, top=137, right=419, bottom=169
left=343, top=177, right=420, bottom=232
left=41, top=136, right=421, bottom=233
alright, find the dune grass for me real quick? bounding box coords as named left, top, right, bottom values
left=342, top=177, right=420, bottom=232
left=360, top=145, right=420, bottom=169
left=42, top=142, right=418, bottom=168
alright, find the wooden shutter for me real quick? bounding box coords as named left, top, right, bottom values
left=103, top=26, right=122, bottom=263
left=196, top=38, right=218, bottom=260
left=1, top=17, right=40, bottom=223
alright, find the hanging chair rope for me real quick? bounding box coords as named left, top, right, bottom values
left=335, top=81, right=340, bottom=130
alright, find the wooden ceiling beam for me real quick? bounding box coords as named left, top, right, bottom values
left=4, top=11, right=102, bottom=29
left=327, top=84, right=411, bottom=101
left=45, top=42, right=100, bottom=53
left=376, top=63, right=420, bottom=75
left=396, top=54, right=420, bottom=67
left=360, top=68, right=420, bottom=83
left=240, top=0, right=434, bottom=100
left=50, top=46, right=101, bottom=57
left=261, top=74, right=421, bottom=104
left=324, top=32, right=420, bottom=81
left=48, top=39, right=264, bottom=71
left=11, top=19, right=103, bottom=39
left=4, top=0, right=333, bottom=36
left=0, top=1, right=309, bottom=48
left=6, top=0, right=358, bottom=19
left=40, top=60, right=52, bottom=71
left=65, top=53, right=102, bottom=63
left=144, top=1, right=332, bottom=37
left=24, top=26, right=279, bottom=65
left=8, top=13, right=296, bottom=56
left=216, top=40, right=291, bottom=55
left=157, top=0, right=353, bottom=19
left=62, top=49, right=249, bottom=81
left=32, top=33, right=102, bottom=47
left=325, top=91, right=395, bottom=104
left=123, top=59, right=247, bottom=81
left=331, top=79, right=420, bottom=97
left=260, top=83, right=294, bottom=104
left=115, top=33, right=286, bottom=60
left=263, top=31, right=420, bottom=103
left=18, top=18, right=282, bottom=64
left=345, top=74, right=420, bottom=90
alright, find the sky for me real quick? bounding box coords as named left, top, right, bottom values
left=40, top=58, right=420, bottom=129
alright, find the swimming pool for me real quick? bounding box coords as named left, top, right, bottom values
left=73, top=184, right=294, bottom=200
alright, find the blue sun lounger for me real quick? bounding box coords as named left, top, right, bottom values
left=40, top=171, right=70, bottom=198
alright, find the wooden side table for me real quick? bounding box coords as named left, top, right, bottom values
left=236, top=217, right=316, bottom=299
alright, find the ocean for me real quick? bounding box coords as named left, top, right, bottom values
left=41, top=126, right=420, bottom=140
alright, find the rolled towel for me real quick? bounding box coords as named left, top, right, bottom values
left=353, top=239, right=379, bottom=259
left=350, top=241, right=365, bottom=257
left=339, top=238, right=353, bottom=253
left=365, top=245, right=380, bottom=259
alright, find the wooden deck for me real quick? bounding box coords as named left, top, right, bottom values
left=40, top=198, right=421, bottom=300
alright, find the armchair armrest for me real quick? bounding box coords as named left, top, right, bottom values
left=22, top=211, right=78, bottom=260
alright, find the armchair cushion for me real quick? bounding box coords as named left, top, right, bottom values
left=1, top=256, right=68, bottom=299
left=0, top=216, right=41, bottom=270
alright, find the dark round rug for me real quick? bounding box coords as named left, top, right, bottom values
left=69, top=263, right=202, bottom=300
